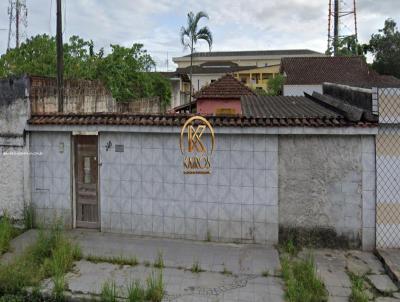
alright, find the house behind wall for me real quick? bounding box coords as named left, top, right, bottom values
left=0, top=75, right=381, bottom=250
left=0, top=74, right=162, bottom=220
left=27, top=112, right=377, bottom=250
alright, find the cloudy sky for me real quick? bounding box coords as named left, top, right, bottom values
left=0, top=0, right=398, bottom=70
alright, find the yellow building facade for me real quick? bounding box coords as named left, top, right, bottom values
left=233, top=65, right=281, bottom=91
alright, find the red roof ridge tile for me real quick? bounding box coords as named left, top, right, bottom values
left=194, top=74, right=256, bottom=99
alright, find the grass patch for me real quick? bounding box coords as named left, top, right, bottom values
left=280, top=238, right=300, bottom=257
left=86, top=255, right=139, bottom=267
left=101, top=280, right=118, bottom=302
left=281, top=254, right=328, bottom=302
left=23, top=204, right=35, bottom=230
left=127, top=280, right=145, bottom=302
left=190, top=260, right=204, bottom=273
left=0, top=214, right=14, bottom=254
left=348, top=272, right=369, bottom=302
left=145, top=270, right=164, bottom=302
left=103, top=270, right=164, bottom=302
left=0, top=223, right=81, bottom=297
left=153, top=251, right=164, bottom=269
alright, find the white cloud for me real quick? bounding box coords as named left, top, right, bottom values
left=0, top=0, right=398, bottom=69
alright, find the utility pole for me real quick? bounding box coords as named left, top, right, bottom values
left=56, top=0, right=64, bottom=112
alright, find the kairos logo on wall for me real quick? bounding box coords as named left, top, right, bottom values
left=180, top=116, right=215, bottom=174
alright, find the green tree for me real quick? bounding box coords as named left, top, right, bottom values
left=325, top=35, right=366, bottom=58
left=337, top=36, right=366, bottom=58
left=96, top=43, right=155, bottom=101
left=63, top=35, right=102, bottom=79
left=267, top=74, right=284, bottom=96
left=0, top=34, right=57, bottom=77
left=368, top=19, right=400, bottom=78
left=180, top=11, right=213, bottom=102
left=0, top=35, right=171, bottom=105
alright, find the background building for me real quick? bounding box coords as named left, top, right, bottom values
left=281, top=56, right=400, bottom=96
left=172, top=49, right=325, bottom=99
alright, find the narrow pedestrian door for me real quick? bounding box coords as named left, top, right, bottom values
left=74, top=135, right=99, bottom=229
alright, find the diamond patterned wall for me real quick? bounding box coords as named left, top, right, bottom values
left=99, top=133, right=279, bottom=244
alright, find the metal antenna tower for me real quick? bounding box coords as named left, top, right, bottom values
left=327, top=0, right=358, bottom=56
left=7, top=0, right=28, bottom=50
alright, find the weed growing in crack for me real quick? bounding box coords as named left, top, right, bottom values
left=145, top=270, right=164, bottom=302
left=281, top=253, right=327, bottom=302
left=101, top=280, right=118, bottom=302
left=348, top=272, right=369, bottom=302
left=127, top=280, right=145, bottom=302
left=86, top=255, right=138, bottom=267
left=153, top=251, right=164, bottom=269
left=190, top=260, right=204, bottom=273
left=261, top=270, right=269, bottom=277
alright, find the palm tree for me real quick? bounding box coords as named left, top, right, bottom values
left=180, top=11, right=213, bottom=104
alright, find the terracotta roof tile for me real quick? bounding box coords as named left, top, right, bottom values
left=194, top=74, right=256, bottom=99
left=281, top=56, right=400, bottom=87
left=28, top=113, right=376, bottom=128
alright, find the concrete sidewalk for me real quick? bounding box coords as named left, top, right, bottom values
left=4, top=229, right=400, bottom=301
left=63, top=230, right=284, bottom=301
left=68, top=229, right=280, bottom=276
left=377, top=249, right=400, bottom=288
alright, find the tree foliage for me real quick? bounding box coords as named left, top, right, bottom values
left=0, top=34, right=171, bottom=105
left=267, top=74, right=284, bottom=96
left=367, top=19, right=400, bottom=78
left=326, top=35, right=367, bottom=58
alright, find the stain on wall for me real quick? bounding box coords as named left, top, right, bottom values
left=279, top=135, right=363, bottom=247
